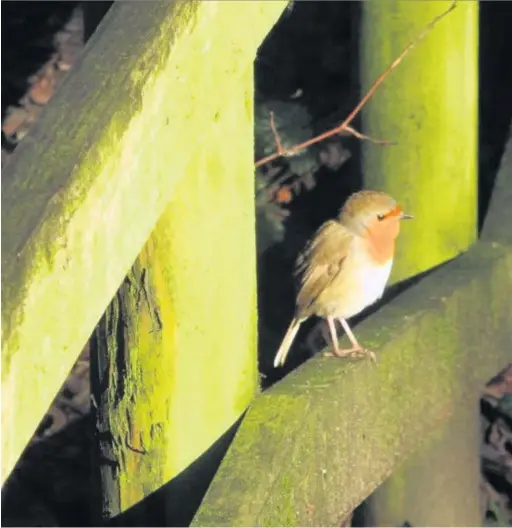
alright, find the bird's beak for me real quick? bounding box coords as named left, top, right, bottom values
left=400, top=212, right=413, bottom=220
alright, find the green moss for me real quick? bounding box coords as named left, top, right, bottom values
left=368, top=402, right=482, bottom=526
left=1, top=0, right=289, bottom=486
left=359, top=1, right=478, bottom=283
left=193, top=241, right=512, bottom=526
left=94, top=66, right=271, bottom=516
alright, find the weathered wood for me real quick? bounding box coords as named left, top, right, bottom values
left=1, top=0, right=288, bottom=484
left=193, top=237, right=512, bottom=526
left=365, top=401, right=483, bottom=526
left=353, top=5, right=484, bottom=523
left=363, top=126, right=512, bottom=528
left=360, top=1, right=479, bottom=283
left=91, top=65, right=261, bottom=519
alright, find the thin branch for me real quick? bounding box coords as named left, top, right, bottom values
left=343, top=126, right=396, bottom=145
left=269, top=111, right=285, bottom=155
left=255, top=1, right=457, bottom=169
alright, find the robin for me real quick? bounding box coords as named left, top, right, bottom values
left=274, top=189, right=412, bottom=368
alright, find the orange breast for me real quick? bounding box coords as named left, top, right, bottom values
left=364, top=217, right=400, bottom=264
left=365, top=230, right=396, bottom=264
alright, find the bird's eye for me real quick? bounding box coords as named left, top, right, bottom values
left=377, top=213, right=385, bottom=221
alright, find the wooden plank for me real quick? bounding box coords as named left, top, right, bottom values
left=363, top=119, right=512, bottom=528
left=365, top=402, right=482, bottom=526
left=360, top=1, right=479, bottom=283
left=193, top=237, right=512, bottom=526
left=92, top=67, right=261, bottom=519
left=1, top=0, right=288, bottom=484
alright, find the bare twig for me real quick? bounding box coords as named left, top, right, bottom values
left=343, top=125, right=396, bottom=145
left=269, top=111, right=285, bottom=155
left=255, top=1, right=457, bottom=169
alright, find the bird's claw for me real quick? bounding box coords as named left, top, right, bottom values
left=324, top=346, right=376, bottom=363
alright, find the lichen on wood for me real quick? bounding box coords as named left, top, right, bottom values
left=193, top=240, right=512, bottom=527
left=1, top=0, right=288, bottom=485
left=360, top=1, right=479, bottom=283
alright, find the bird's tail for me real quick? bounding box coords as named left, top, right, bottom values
left=273, top=317, right=302, bottom=368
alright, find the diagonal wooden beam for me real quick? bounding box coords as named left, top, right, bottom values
left=193, top=240, right=512, bottom=527
left=1, top=0, right=288, bottom=484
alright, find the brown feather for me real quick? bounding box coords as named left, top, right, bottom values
left=294, top=220, right=354, bottom=318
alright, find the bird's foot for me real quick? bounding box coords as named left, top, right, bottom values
left=324, top=346, right=376, bottom=363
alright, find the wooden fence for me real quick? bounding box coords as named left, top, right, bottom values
left=193, top=127, right=512, bottom=523
left=1, top=0, right=287, bottom=504
left=2, top=0, right=510, bottom=526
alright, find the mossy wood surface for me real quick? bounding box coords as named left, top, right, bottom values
left=365, top=124, right=512, bottom=528
left=1, top=0, right=288, bottom=484
left=366, top=402, right=482, bottom=526
left=360, top=1, right=478, bottom=283
left=194, top=240, right=512, bottom=527
left=92, top=66, right=260, bottom=519
left=193, top=122, right=512, bottom=525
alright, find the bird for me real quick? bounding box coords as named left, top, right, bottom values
left=273, top=189, right=412, bottom=368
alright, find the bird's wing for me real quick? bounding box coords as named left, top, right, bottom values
left=295, top=219, right=353, bottom=317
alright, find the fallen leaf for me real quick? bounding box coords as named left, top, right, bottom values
left=275, top=186, right=293, bottom=204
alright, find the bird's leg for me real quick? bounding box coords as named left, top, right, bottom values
left=326, top=316, right=341, bottom=356
left=324, top=317, right=376, bottom=362
left=324, top=316, right=348, bottom=358
left=340, top=318, right=363, bottom=349
left=339, top=318, right=376, bottom=361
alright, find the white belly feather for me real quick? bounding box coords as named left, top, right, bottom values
left=335, top=242, right=393, bottom=319
left=350, top=258, right=393, bottom=315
